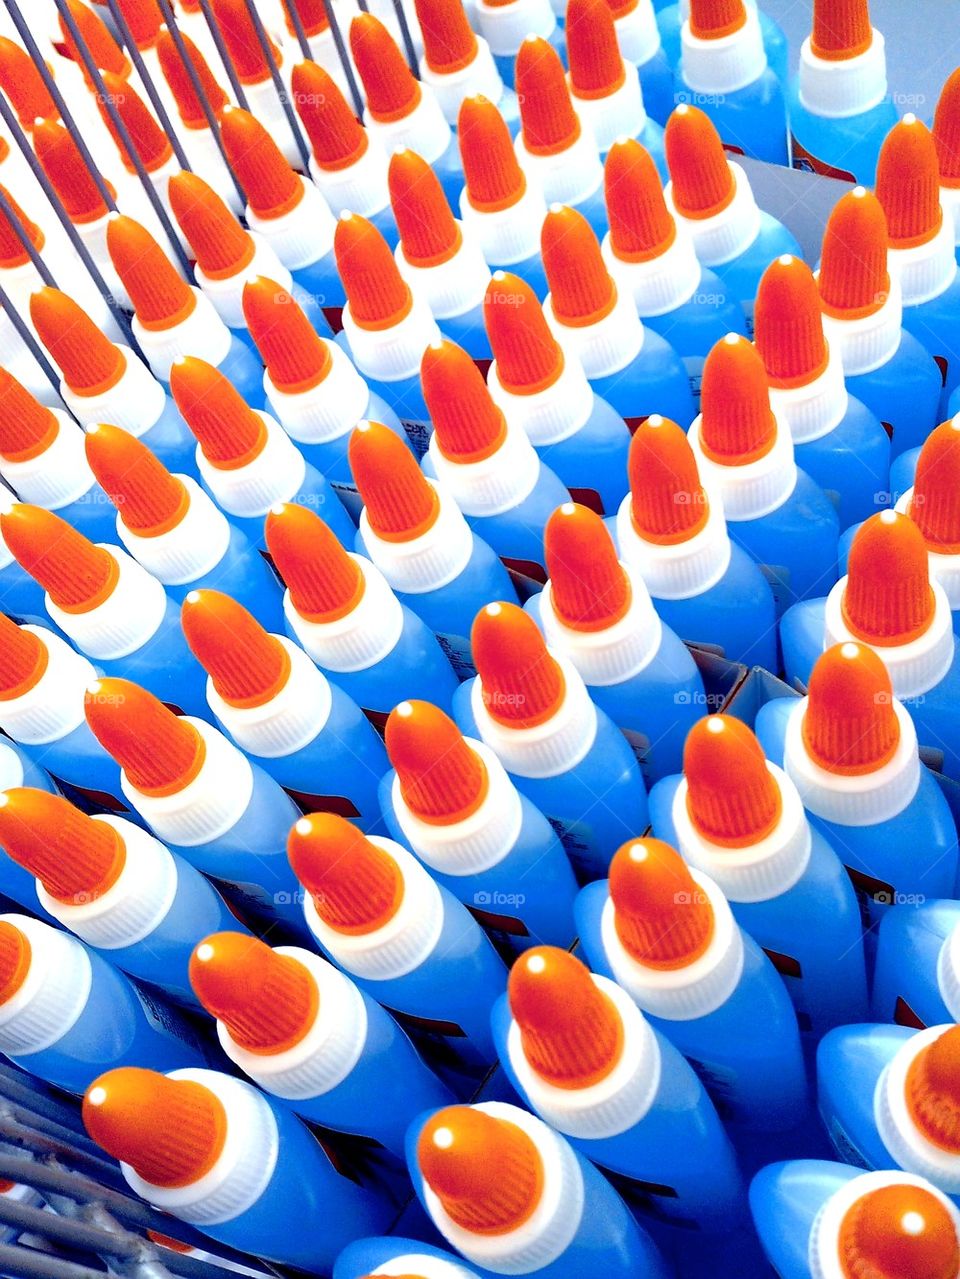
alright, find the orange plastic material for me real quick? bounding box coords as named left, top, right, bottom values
left=540, top=206, right=617, bottom=327
left=515, top=36, right=581, bottom=155
left=32, top=120, right=112, bottom=225
left=113, top=0, right=162, bottom=50
left=385, top=700, right=489, bottom=824
left=754, top=256, right=830, bottom=389
left=810, top=0, right=873, bottom=61
left=482, top=273, right=565, bottom=394
left=209, top=0, right=281, bottom=84
left=169, top=357, right=268, bottom=469
left=688, top=0, right=747, bottom=39
left=349, top=421, right=440, bottom=541
left=0, top=614, right=48, bottom=700
left=699, top=335, right=777, bottom=465
left=472, top=602, right=567, bottom=728
left=566, top=0, right=626, bottom=99
left=168, top=173, right=255, bottom=278
left=683, top=715, right=783, bottom=847
left=106, top=216, right=196, bottom=329
left=157, top=29, right=228, bottom=127
left=282, top=0, right=329, bottom=37
left=544, top=503, right=631, bottom=631
left=288, top=812, right=405, bottom=933
left=0, top=922, right=31, bottom=1004
left=388, top=151, right=461, bottom=266
left=837, top=1182, right=960, bottom=1279
left=415, top=0, right=478, bottom=73
left=420, top=339, right=508, bottom=460
left=96, top=73, right=172, bottom=173
left=242, top=277, right=333, bottom=394
left=220, top=109, right=303, bottom=219
left=876, top=117, right=944, bottom=250
left=604, top=139, right=676, bottom=263
left=349, top=14, right=421, bottom=122
left=910, top=420, right=960, bottom=555
left=334, top=213, right=413, bottom=329
left=0, top=37, right=57, bottom=124
left=0, top=789, right=126, bottom=905
left=84, top=424, right=189, bottom=537
left=818, top=188, right=892, bottom=320
left=664, top=106, right=736, bottom=220
left=458, top=96, right=526, bottom=212
left=802, top=642, right=901, bottom=775
left=84, top=678, right=207, bottom=796
left=905, top=1025, right=960, bottom=1154
left=59, top=0, right=130, bottom=77
left=292, top=62, right=368, bottom=171
left=0, top=369, right=58, bottom=462
left=842, top=512, right=936, bottom=647
left=264, top=504, right=366, bottom=622
left=30, top=289, right=126, bottom=395
left=0, top=186, right=42, bottom=267
left=627, top=416, right=710, bottom=545
left=609, top=838, right=716, bottom=967
left=0, top=505, right=118, bottom=613
left=934, top=68, right=960, bottom=190
left=181, top=590, right=292, bottom=709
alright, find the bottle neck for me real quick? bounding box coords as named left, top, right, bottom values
left=46, top=546, right=168, bottom=663
left=117, top=476, right=231, bottom=587
left=359, top=481, right=475, bottom=596
left=0, top=625, right=95, bottom=744
left=680, top=5, right=767, bottom=96
left=798, top=27, right=888, bottom=119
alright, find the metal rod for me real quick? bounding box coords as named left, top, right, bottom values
left=390, top=0, right=419, bottom=75
left=0, top=1197, right=146, bottom=1259
left=0, top=187, right=56, bottom=287
left=0, top=1244, right=110, bottom=1279
left=241, top=0, right=312, bottom=169
left=316, top=0, right=365, bottom=118
left=0, top=280, right=62, bottom=395
left=196, top=0, right=250, bottom=110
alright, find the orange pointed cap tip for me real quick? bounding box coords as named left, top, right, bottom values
left=264, top=503, right=366, bottom=622
left=818, top=187, right=891, bottom=318
left=0, top=613, right=48, bottom=700
left=911, top=418, right=960, bottom=553
left=665, top=105, right=736, bottom=220
left=803, top=642, right=900, bottom=775
left=906, top=1025, right=960, bottom=1154
left=388, top=150, right=460, bottom=265
left=628, top=415, right=710, bottom=544
left=565, top=0, right=626, bottom=99
left=483, top=272, right=564, bottom=394
left=688, top=0, right=747, bottom=38
left=349, top=14, right=421, bottom=122
left=508, top=947, right=624, bottom=1089
left=106, top=215, right=195, bottom=329
left=843, top=511, right=936, bottom=647
left=0, top=504, right=118, bottom=612
left=287, top=813, right=405, bottom=933
left=209, top=0, right=281, bottom=83
left=0, top=186, right=42, bottom=267
left=934, top=68, right=960, bottom=188
left=0, top=368, right=58, bottom=462
left=541, top=205, right=617, bottom=326
left=96, top=72, right=172, bottom=173
left=167, top=173, right=254, bottom=279
left=181, top=590, right=291, bottom=709
left=418, top=1107, right=544, bottom=1234
left=349, top=420, right=440, bottom=541
left=458, top=95, right=526, bottom=211
left=609, top=837, right=716, bottom=967
left=0, top=37, right=57, bottom=125
left=472, top=602, right=567, bottom=728
left=30, top=288, right=126, bottom=394
left=838, top=1182, right=960, bottom=1279
left=420, top=339, right=507, bottom=461
left=810, top=0, right=873, bottom=61
left=242, top=276, right=333, bottom=393
left=189, top=932, right=318, bottom=1054
left=83, top=678, right=207, bottom=797
left=282, top=0, right=329, bottom=37
left=544, top=503, right=631, bottom=631
left=114, top=0, right=163, bottom=49
left=83, top=1068, right=227, bottom=1188
left=0, top=920, right=31, bottom=1004
left=415, top=0, right=478, bottom=73
left=699, top=334, right=776, bottom=464
left=219, top=108, right=302, bottom=219
left=604, top=139, right=676, bottom=263
left=169, top=357, right=268, bottom=469
left=0, top=788, right=126, bottom=904
left=32, top=120, right=112, bottom=225
left=334, top=213, right=413, bottom=329
left=60, top=0, right=129, bottom=75
left=684, top=715, right=783, bottom=847
left=515, top=36, right=581, bottom=155
left=385, top=699, right=489, bottom=824
left=754, top=255, right=829, bottom=388
left=157, top=28, right=228, bottom=127
left=292, top=62, right=368, bottom=172
left=84, top=424, right=188, bottom=536
left=876, top=116, right=944, bottom=248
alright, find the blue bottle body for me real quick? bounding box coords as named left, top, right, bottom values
left=429, top=137, right=467, bottom=211
left=336, top=331, right=435, bottom=458
left=872, top=899, right=960, bottom=1027
left=900, top=273, right=960, bottom=417
left=206, top=335, right=267, bottom=412
left=613, top=117, right=668, bottom=184
left=493, top=24, right=566, bottom=87
left=490, top=249, right=550, bottom=301
left=659, top=5, right=789, bottom=83
left=710, top=215, right=803, bottom=332
left=161, top=524, right=286, bottom=633
left=139, top=399, right=202, bottom=482
left=48, top=487, right=120, bottom=546
left=95, top=597, right=209, bottom=721
left=589, top=333, right=696, bottom=431
left=0, top=560, right=49, bottom=628
left=844, top=332, right=942, bottom=458
left=531, top=395, right=631, bottom=518
left=222, top=458, right=355, bottom=553
left=21, top=719, right=141, bottom=825
left=290, top=277, right=335, bottom=338
left=678, top=70, right=789, bottom=165
left=793, top=397, right=891, bottom=530
left=566, top=181, right=610, bottom=241
left=637, top=47, right=675, bottom=127
left=816, top=1022, right=916, bottom=1172
left=0, top=743, right=61, bottom=921
left=889, top=446, right=921, bottom=504
left=437, top=302, right=492, bottom=361
left=290, top=255, right=347, bottom=339
left=334, top=1237, right=484, bottom=1279
left=788, top=84, right=898, bottom=186
left=749, top=1159, right=870, bottom=1279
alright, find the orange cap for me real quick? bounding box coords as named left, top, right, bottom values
left=83, top=1068, right=227, bottom=1187
left=802, top=642, right=900, bottom=775
left=0, top=613, right=48, bottom=701
left=0, top=186, right=43, bottom=268
left=157, top=28, right=228, bottom=127
left=168, top=173, right=255, bottom=279
left=415, top=0, right=478, bottom=73
left=84, top=678, right=207, bottom=797
left=209, top=0, right=281, bottom=84
left=482, top=273, right=565, bottom=394
left=472, top=603, right=566, bottom=728
left=350, top=14, right=421, bottom=122
left=541, top=205, right=617, bottom=327
left=29, top=288, right=126, bottom=396
left=0, top=921, right=31, bottom=1004
left=147, top=1232, right=193, bottom=1255
left=169, top=357, right=268, bottom=470
left=876, top=117, right=944, bottom=250
left=96, top=72, right=173, bottom=174
left=810, top=0, right=873, bottom=61
left=189, top=932, right=317, bottom=1054
left=699, top=335, right=776, bottom=464
left=911, top=419, right=960, bottom=554
left=934, top=68, right=960, bottom=190
left=242, top=277, right=333, bottom=393
left=1, top=505, right=118, bottom=612
left=754, top=256, right=830, bottom=389
left=627, top=415, right=710, bottom=544
left=515, top=36, right=581, bottom=156
left=509, top=947, right=624, bottom=1088
left=684, top=715, right=783, bottom=847
left=688, top=0, right=747, bottom=38
left=0, top=789, right=125, bottom=905
left=84, top=424, right=190, bottom=537
left=420, top=339, right=508, bottom=461
left=282, top=0, right=329, bottom=37
left=837, top=1182, right=960, bottom=1279
left=220, top=108, right=303, bottom=220
left=842, top=512, right=936, bottom=646
left=0, top=368, right=58, bottom=462
left=287, top=812, right=405, bottom=933
left=181, top=590, right=292, bottom=709
left=107, top=216, right=196, bottom=330
left=458, top=95, right=526, bottom=212
left=664, top=105, right=736, bottom=221
left=388, top=150, right=461, bottom=266
left=565, top=0, right=626, bottom=99
left=0, top=37, right=57, bottom=125
left=417, top=1107, right=544, bottom=1235
left=906, top=1025, right=960, bottom=1153
left=264, top=503, right=366, bottom=622
left=32, top=119, right=112, bottom=225
left=59, top=0, right=130, bottom=77
left=385, top=700, right=489, bottom=824
left=334, top=213, right=413, bottom=330
left=292, top=62, right=368, bottom=172
left=114, top=0, right=162, bottom=49
left=349, top=420, right=440, bottom=541
left=609, top=837, right=715, bottom=967
left=544, top=504, right=631, bottom=631
left=604, top=139, right=676, bottom=263
left=818, top=188, right=891, bottom=319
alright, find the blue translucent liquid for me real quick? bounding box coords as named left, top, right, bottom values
left=792, top=396, right=892, bottom=529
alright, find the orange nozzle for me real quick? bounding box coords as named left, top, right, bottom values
left=810, top=0, right=873, bottom=62
left=684, top=715, right=783, bottom=847
left=168, top=173, right=255, bottom=279
left=627, top=416, right=710, bottom=545
left=287, top=812, right=405, bottom=934
left=83, top=1068, right=227, bottom=1187
left=147, top=1233, right=193, bottom=1255
left=688, top=0, right=747, bottom=38
left=220, top=109, right=302, bottom=220
left=472, top=603, right=566, bottom=728
left=157, top=28, right=228, bottom=127
left=458, top=95, right=526, bottom=212
left=29, top=288, right=126, bottom=396
left=414, top=0, right=478, bottom=73
left=180, top=590, right=292, bottom=709
left=0, top=37, right=57, bottom=125
left=482, top=273, right=565, bottom=395
left=842, top=512, right=936, bottom=647
left=818, top=188, right=891, bottom=319
left=0, top=789, right=125, bottom=905
left=699, top=335, right=776, bottom=465
left=911, top=419, right=960, bottom=554
left=0, top=186, right=43, bottom=268
left=754, top=256, right=830, bottom=389
left=32, top=119, right=112, bottom=225
left=84, top=424, right=190, bottom=537
left=604, top=139, right=676, bottom=263
left=876, top=117, right=944, bottom=249
left=541, top=205, right=617, bottom=327
left=802, top=642, right=900, bottom=775
left=84, top=678, right=207, bottom=797
left=420, top=339, right=508, bottom=461
left=264, top=503, right=366, bottom=622
left=0, top=613, right=48, bottom=701
left=189, top=931, right=317, bottom=1054
left=385, top=700, right=489, bottom=824
left=0, top=921, right=31, bottom=1005
left=934, top=68, right=960, bottom=190
left=565, top=0, right=626, bottom=100
left=107, top=216, right=196, bottom=330
left=349, top=421, right=440, bottom=541
left=96, top=72, right=172, bottom=174
left=664, top=105, right=736, bottom=220
left=209, top=0, right=281, bottom=84
left=59, top=0, right=129, bottom=77
left=0, top=368, right=58, bottom=462
left=609, top=837, right=715, bottom=967
left=388, top=150, right=461, bottom=266
left=544, top=503, right=631, bottom=631
left=114, top=0, right=162, bottom=49
left=906, top=1025, right=960, bottom=1154
left=1, top=505, right=118, bottom=612
left=242, top=276, right=333, bottom=393
left=169, top=357, right=268, bottom=470
left=349, top=14, right=421, bottom=122
left=417, top=1106, right=544, bottom=1235
left=508, top=947, right=624, bottom=1089
left=334, top=213, right=413, bottom=330
left=515, top=36, right=581, bottom=156
left=292, top=62, right=368, bottom=172
left=837, top=1182, right=960, bottom=1279
left=282, top=0, right=329, bottom=37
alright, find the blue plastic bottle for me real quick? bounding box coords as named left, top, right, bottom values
left=335, top=1238, right=485, bottom=1279
left=476, top=0, right=565, bottom=87
left=0, top=516, right=47, bottom=628
left=610, top=0, right=674, bottom=126
left=414, top=0, right=521, bottom=137
left=658, top=0, right=788, bottom=84
left=873, top=900, right=960, bottom=1029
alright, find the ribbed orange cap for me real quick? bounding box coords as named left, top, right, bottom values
left=385, top=700, right=489, bottom=824
left=29, top=288, right=126, bottom=396
left=349, top=420, right=441, bottom=541
left=0, top=789, right=126, bottom=904
left=114, top=0, right=162, bottom=49
left=754, top=256, right=830, bottom=390
left=96, top=72, right=172, bottom=174
left=906, top=1026, right=960, bottom=1153
left=264, top=503, right=366, bottom=622
left=509, top=947, right=624, bottom=1088
left=934, top=69, right=960, bottom=190
left=566, top=0, right=626, bottom=99
left=60, top=0, right=130, bottom=77
left=84, top=424, right=189, bottom=536
left=107, top=216, right=196, bottom=330
left=604, top=139, right=676, bottom=263
left=842, top=511, right=936, bottom=647
left=837, top=1183, right=960, bottom=1279
left=83, top=1069, right=227, bottom=1187
left=334, top=213, right=413, bottom=329
left=0, top=186, right=42, bottom=268
left=292, top=62, right=368, bottom=172
left=544, top=503, right=631, bottom=631
left=157, top=28, right=228, bottom=127
left=472, top=602, right=567, bottom=727
left=181, top=590, right=292, bottom=709
left=458, top=95, right=526, bottom=212
left=168, top=173, right=254, bottom=279
left=482, top=273, right=565, bottom=394
left=609, top=837, right=715, bottom=967
left=0, top=614, right=48, bottom=700
left=415, top=0, right=478, bottom=73
left=1, top=505, right=118, bottom=612
left=664, top=105, right=736, bottom=220
left=350, top=14, right=421, bottom=122
left=210, top=0, right=281, bottom=84
left=876, top=117, right=944, bottom=250
left=818, top=187, right=891, bottom=319
left=515, top=36, right=581, bottom=156
left=32, top=119, right=112, bottom=225
left=389, top=150, right=461, bottom=266
left=0, top=369, right=58, bottom=462
left=0, top=37, right=57, bottom=125
left=287, top=812, right=405, bottom=933
left=242, top=277, right=333, bottom=393
left=0, top=921, right=31, bottom=1004
left=802, top=642, right=900, bottom=775
left=541, top=205, right=617, bottom=327
left=189, top=932, right=318, bottom=1054
left=220, top=108, right=303, bottom=219
left=810, top=0, right=873, bottom=61
left=628, top=416, right=710, bottom=544
left=684, top=715, right=783, bottom=847
left=420, top=339, right=508, bottom=461
left=84, top=678, right=207, bottom=797
left=169, top=357, right=268, bottom=469
left=699, top=335, right=777, bottom=464
left=282, top=0, right=329, bottom=37
left=688, top=0, right=747, bottom=38
left=911, top=419, right=960, bottom=554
